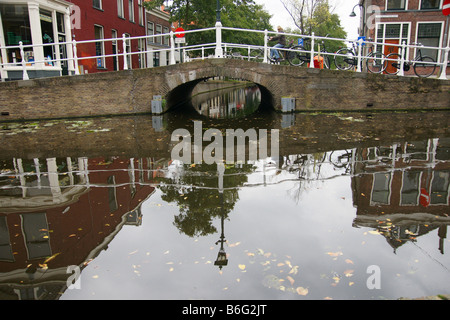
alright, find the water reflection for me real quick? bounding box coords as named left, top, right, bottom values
left=0, top=112, right=449, bottom=300
left=191, top=80, right=261, bottom=119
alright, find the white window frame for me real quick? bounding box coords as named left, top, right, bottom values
left=138, top=0, right=144, bottom=25
left=111, top=29, right=119, bottom=71
left=93, top=0, right=102, bottom=10
left=385, top=0, right=409, bottom=10
left=118, top=0, right=124, bottom=18
left=415, top=21, right=444, bottom=62
left=94, top=24, right=105, bottom=68
left=129, top=0, right=134, bottom=22
left=419, top=0, right=442, bottom=10
left=375, top=21, right=412, bottom=58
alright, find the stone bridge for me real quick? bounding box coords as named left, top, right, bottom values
left=0, top=58, right=449, bottom=121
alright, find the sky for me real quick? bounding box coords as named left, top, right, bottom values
left=254, top=0, right=360, bottom=40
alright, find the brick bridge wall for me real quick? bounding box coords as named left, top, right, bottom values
left=0, top=59, right=448, bottom=121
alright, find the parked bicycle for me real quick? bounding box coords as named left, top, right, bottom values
left=296, top=37, right=332, bottom=69
left=384, top=43, right=436, bottom=78
left=334, top=38, right=387, bottom=74
left=249, top=39, right=308, bottom=66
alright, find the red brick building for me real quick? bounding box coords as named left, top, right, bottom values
left=355, top=0, right=449, bottom=76
left=67, top=0, right=147, bottom=74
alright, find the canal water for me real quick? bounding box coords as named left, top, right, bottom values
left=0, top=82, right=449, bottom=300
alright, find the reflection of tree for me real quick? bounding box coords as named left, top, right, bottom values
left=157, top=163, right=255, bottom=237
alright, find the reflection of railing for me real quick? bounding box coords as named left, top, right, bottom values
left=1, top=24, right=448, bottom=81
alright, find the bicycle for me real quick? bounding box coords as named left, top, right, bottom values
left=249, top=40, right=307, bottom=66
left=334, top=38, right=387, bottom=74
left=384, top=43, right=436, bottom=78
left=297, top=37, right=332, bottom=69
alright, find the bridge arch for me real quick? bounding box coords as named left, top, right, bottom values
left=161, top=59, right=276, bottom=113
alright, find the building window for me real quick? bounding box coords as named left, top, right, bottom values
left=129, top=0, right=134, bottom=22
left=94, top=25, right=105, bottom=68
left=401, top=171, right=421, bottom=205
left=417, top=23, right=442, bottom=62
left=0, top=217, right=14, bottom=262
left=21, top=213, right=51, bottom=260
left=387, top=0, right=407, bottom=10
left=0, top=4, right=33, bottom=65
left=147, top=22, right=154, bottom=44
left=420, top=0, right=441, bottom=9
left=138, top=38, right=146, bottom=68
left=40, top=9, right=55, bottom=65
left=118, top=0, right=124, bottom=18
left=138, top=0, right=144, bottom=25
left=124, top=33, right=131, bottom=68
left=163, top=27, right=169, bottom=45
left=93, top=0, right=102, bottom=10
left=371, top=173, right=391, bottom=205
left=154, top=51, right=160, bottom=67
left=430, top=171, right=449, bottom=205
left=156, top=24, right=162, bottom=44
left=111, top=29, right=119, bottom=71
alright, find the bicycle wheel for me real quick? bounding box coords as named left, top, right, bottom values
left=414, top=56, right=436, bottom=78
left=249, top=49, right=264, bottom=63
left=366, top=52, right=387, bottom=74
left=334, top=48, right=355, bottom=71
left=287, top=46, right=309, bottom=67
left=322, top=53, right=331, bottom=69
left=385, top=53, right=402, bottom=75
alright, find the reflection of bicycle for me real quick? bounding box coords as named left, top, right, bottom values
left=329, top=150, right=353, bottom=173
left=334, top=39, right=387, bottom=74
left=385, top=43, right=436, bottom=78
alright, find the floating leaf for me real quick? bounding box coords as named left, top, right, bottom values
left=296, top=287, right=309, bottom=296
left=345, top=259, right=354, bottom=265
left=326, top=251, right=343, bottom=257
left=286, top=276, right=295, bottom=286
left=238, top=264, right=246, bottom=271
left=344, top=270, right=354, bottom=277
left=43, top=252, right=61, bottom=264
left=289, top=266, right=299, bottom=275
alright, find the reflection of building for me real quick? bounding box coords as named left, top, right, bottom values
left=0, top=157, right=155, bottom=300
left=351, top=138, right=450, bottom=252
left=0, top=0, right=75, bottom=80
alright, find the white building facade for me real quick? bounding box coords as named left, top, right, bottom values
left=0, top=0, right=74, bottom=81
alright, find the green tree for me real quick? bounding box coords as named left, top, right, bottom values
left=144, top=0, right=272, bottom=49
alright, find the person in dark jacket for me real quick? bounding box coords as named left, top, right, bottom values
left=269, top=26, right=286, bottom=61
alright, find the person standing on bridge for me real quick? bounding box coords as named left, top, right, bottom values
left=269, top=26, right=286, bottom=62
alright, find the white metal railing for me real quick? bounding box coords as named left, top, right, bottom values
left=0, top=25, right=448, bottom=82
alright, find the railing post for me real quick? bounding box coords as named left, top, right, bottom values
left=202, top=47, right=205, bottom=60
left=263, top=29, right=268, bottom=63
left=309, top=32, right=315, bottom=69
left=215, top=21, right=223, bottom=58
left=72, top=39, right=80, bottom=75
left=399, top=41, right=406, bottom=77
left=19, top=42, right=29, bottom=80
left=122, top=34, right=128, bottom=70
left=170, top=31, right=176, bottom=65
left=356, top=37, right=363, bottom=73
left=438, top=46, right=449, bottom=80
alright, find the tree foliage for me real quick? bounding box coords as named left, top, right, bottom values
left=144, top=0, right=273, bottom=48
